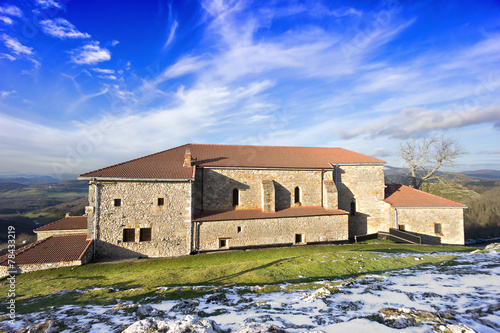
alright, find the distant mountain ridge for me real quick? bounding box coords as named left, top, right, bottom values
left=0, top=173, right=61, bottom=184
left=383, top=166, right=500, bottom=180
left=461, top=170, right=500, bottom=180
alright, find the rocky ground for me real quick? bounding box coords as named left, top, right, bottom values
left=1, top=245, right=499, bottom=333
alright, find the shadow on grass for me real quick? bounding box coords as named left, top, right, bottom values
left=200, top=258, right=301, bottom=285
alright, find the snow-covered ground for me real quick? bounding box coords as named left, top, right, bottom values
left=2, top=249, right=499, bottom=333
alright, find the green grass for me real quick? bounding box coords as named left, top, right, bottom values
left=0, top=243, right=473, bottom=314
left=420, top=182, right=479, bottom=204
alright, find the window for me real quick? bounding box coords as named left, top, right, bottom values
left=237, top=226, right=242, bottom=233
left=350, top=199, right=356, bottom=216
left=434, top=223, right=442, bottom=235
left=219, top=239, right=228, bottom=248
left=232, top=188, right=239, bottom=206
left=295, top=233, right=304, bottom=244
left=114, top=198, right=121, bottom=207
left=140, top=228, right=152, bottom=242
left=157, top=198, right=164, bottom=206
left=123, top=228, right=135, bottom=242
left=294, top=186, right=301, bottom=204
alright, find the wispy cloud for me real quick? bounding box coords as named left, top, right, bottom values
left=92, top=68, right=115, bottom=74
left=478, top=149, right=500, bottom=155
left=0, top=4, right=22, bottom=17
left=1, top=34, right=34, bottom=56
left=35, top=0, right=63, bottom=10
left=340, top=105, right=500, bottom=139
left=0, top=90, right=16, bottom=98
left=0, top=53, right=16, bottom=61
left=0, top=33, right=40, bottom=67
left=162, top=2, right=178, bottom=50
left=70, top=41, right=111, bottom=65
left=0, top=16, right=13, bottom=25
left=40, top=18, right=90, bottom=39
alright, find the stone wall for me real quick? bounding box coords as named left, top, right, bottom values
left=195, top=214, right=348, bottom=251
left=0, top=260, right=84, bottom=278
left=335, top=165, right=390, bottom=238
left=36, top=229, right=87, bottom=241
left=197, top=168, right=334, bottom=211
left=87, top=180, right=192, bottom=259
left=391, top=207, right=465, bottom=245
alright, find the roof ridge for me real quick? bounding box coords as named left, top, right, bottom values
left=190, top=143, right=342, bottom=149
left=399, top=184, right=466, bottom=206
left=79, top=143, right=190, bottom=177
left=33, top=216, right=86, bottom=232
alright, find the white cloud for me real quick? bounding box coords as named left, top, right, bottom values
left=0, top=16, right=13, bottom=25
left=163, top=20, right=178, bottom=49
left=40, top=18, right=90, bottom=39
left=92, top=68, right=115, bottom=74
left=0, top=53, right=16, bottom=61
left=70, top=41, right=111, bottom=65
left=0, top=4, right=22, bottom=17
left=110, top=40, right=119, bottom=47
left=340, top=105, right=500, bottom=139
left=35, top=0, right=63, bottom=9
left=478, top=149, right=500, bottom=155
left=0, top=33, right=39, bottom=67
left=1, top=34, right=33, bottom=56
left=0, top=90, right=16, bottom=98
left=97, top=75, right=117, bottom=80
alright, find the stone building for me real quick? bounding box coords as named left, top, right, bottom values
left=0, top=216, right=92, bottom=277
left=77, top=143, right=466, bottom=259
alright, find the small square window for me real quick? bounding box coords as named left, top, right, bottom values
left=219, top=239, right=228, bottom=248
left=123, top=228, right=135, bottom=242
left=434, top=223, right=442, bottom=235
left=295, top=233, right=304, bottom=244
left=140, top=228, right=152, bottom=242
left=114, top=198, right=121, bottom=207
left=237, top=226, right=242, bottom=233
left=157, top=198, right=164, bottom=206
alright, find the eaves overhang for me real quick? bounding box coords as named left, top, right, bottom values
left=330, top=162, right=386, bottom=166
left=76, top=177, right=193, bottom=182
left=390, top=205, right=468, bottom=209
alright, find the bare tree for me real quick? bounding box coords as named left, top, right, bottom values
left=399, top=135, right=465, bottom=189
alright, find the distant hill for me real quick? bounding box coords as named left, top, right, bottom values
left=0, top=173, right=60, bottom=184
left=462, top=170, right=500, bottom=180
left=384, top=166, right=500, bottom=181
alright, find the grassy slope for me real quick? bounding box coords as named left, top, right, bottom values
left=0, top=243, right=473, bottom=314
left=419, top=182, right=480, bottom=204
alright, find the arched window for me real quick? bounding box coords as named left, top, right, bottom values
left=350, top=199, right=356, bottom=216
left=232, top=188, right=239, bottom=206
left=294, top=186, right=301, bottom=204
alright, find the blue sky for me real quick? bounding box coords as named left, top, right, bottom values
left=0, top=0, right=499, bottom=178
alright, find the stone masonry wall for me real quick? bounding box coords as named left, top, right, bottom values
left=1, top=260, right=84, bottom=278
left=199, top=168, right=334, bottom=211
left=87, top=181, right=192, bottom=258
left=336, top=165, right=391, bottom=238
left=36, top=229, right=87, bottom=241
left=392, top=208, right=465, bottom=245
left=195, top=214, right=348, bottom=251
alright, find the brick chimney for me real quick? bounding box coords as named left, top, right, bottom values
left=183, top=148, right=192, bottom=167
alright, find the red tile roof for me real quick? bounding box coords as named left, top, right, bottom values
left=194, top=206, right=348, bottom=222
left=384, top=184, right=467, bottom=208
left=0, top=234, right=92, bottom=266
left=79, top=144, right=385, bottom=180
left=34, top=216, right=87, bottom=232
